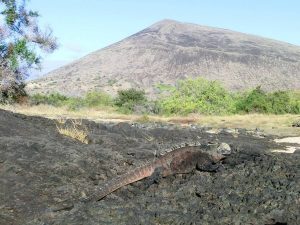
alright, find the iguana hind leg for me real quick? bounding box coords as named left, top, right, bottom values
left=143, top=166, right=164, bottom=188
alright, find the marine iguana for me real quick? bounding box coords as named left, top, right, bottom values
left=82, top=143, right=231, bottom=202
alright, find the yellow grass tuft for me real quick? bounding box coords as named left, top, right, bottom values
left=55, top=119, right=89, bottom=144
left=135, top=114, right=151, bottom=123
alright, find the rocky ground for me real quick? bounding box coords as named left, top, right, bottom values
left=0, top=109, right=299, bottom=225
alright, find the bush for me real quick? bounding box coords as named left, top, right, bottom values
left=158, top=78, right=236, bottom=115
left=289, top=91, right=300, bottom=114
left=269, top=91, right=293, bottom=114
left=65, top=97, right=86, bottom=111
left=236, top=87, right=300, bottom=114
left=84, top=91, right=113, bottom=107
left=291, top=102, right=300, bottom=114
left=30, top=93, right=69, bottom=107
left=235, top=87, right=272, bottom=113
left=30, top=91, right=114, bottom=110
left=27, top=80, right=300, bottom=116
left=115, top=88, right=147, bottom=113
left=29, top=93, right=44, bottom=105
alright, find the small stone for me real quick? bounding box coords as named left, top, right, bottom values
left=217, top=143, right=231, bottom=155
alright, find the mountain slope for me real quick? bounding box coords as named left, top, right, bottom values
left=27, top=19, right=300, bottom=96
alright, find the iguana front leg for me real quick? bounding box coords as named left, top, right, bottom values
left=196, top=162, right=220, bottom=172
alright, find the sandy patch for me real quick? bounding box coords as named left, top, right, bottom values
left=272, top=136, right=300, bottom=153
left=274, top=137, right=300, bottom=144
left=271, top=146, right=298, bottom=153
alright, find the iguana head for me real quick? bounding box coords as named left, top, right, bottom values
left=210, top=142, right=232, bottom=161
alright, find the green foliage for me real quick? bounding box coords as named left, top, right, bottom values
left=28, top=78, right=300, bottom=116
left=115, top=88, right=147, bottom=113
left=269, top=91, right=293, bottom=114
left=0, top=0, right=57, bottom=103
left=157, top=79, right=300, bottom=115
left=84, top=91, right=113, bottom=107
left=30, top=91, right=114, bottom=111
left=0, top=0, right=57, bottom=68
left=158, top=78, right=236, bottom=115
left=30, top=93, right=69, bottom=107
left=289, top=91, right=300, bottom=114
left=235, top=87, right=272, bottom=113
left=236, top=87, right=300, bottom=114
left=64, top=97, right=85, bottom=111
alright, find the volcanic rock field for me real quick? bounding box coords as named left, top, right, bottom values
left=0, top=109, right=299, bottom=224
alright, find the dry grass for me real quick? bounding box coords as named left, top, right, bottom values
left=0, top=104, right=137, bottom=122
left=1, top=104, right=300, bottom=136
left=164, top=114, right=300, bottom=136
left=55, top=118, right=89, bottom=144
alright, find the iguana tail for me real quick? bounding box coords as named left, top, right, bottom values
left=83, top=164, right=156, bottom=202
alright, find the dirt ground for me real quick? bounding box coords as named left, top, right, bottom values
left=0, top=109, right=299, bottom=225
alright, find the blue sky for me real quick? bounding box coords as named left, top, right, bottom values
left=28, top=0, right=300, bottom=78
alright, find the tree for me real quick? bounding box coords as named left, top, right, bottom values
left=115, top=88, right=147, bottom=112
left=0, top=0, right=57, bottom=103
